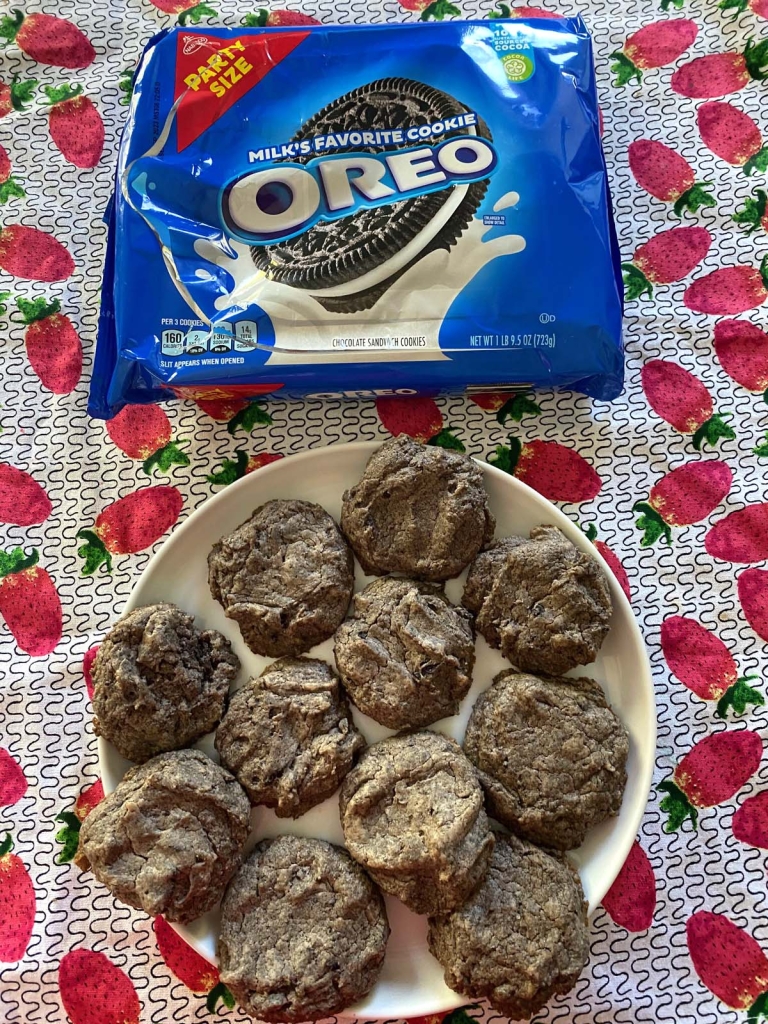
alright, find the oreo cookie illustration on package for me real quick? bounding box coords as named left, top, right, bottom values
left=90, top=20, right=624, bottom=418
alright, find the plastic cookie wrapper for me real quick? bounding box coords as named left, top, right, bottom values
left=89, top=17, right=624, bottom=419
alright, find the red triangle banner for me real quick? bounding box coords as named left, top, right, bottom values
left=173, top=31, right=310, bottom=152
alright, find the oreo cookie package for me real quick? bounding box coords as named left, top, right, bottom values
left=90, top=18, right=624, bottom=418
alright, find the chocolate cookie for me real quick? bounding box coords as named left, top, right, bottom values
left=341, top=437, right=495, bottom=580
left=77, top=749, right=250, bottom=923
left=339, top=731, right=494, bottom=915
left=250, top=78, right=493, bottom=314
left=427, top=833, right=589, bottom=1020
left=215, top=657, right=365, bottom=817
left=464, top=671, right=629, bottom=849
left=218, top=836, right=389, bottom=1022
left=335, top=576, right=475, bottom=729
left=208, top=499, right=354, bottom=657
left=463, top=525, right=612, bottom=674
left=92, top=603, right=239, bottom=764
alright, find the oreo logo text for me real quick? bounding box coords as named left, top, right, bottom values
left=220, top=138, right=498, bottom=245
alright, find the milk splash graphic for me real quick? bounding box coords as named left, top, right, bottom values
left=194, top=192, right=525, bottom=366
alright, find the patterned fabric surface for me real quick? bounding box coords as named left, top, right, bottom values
left=1, top=0, right=768, bottom=1022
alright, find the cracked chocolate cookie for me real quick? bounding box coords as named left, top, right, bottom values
left=92, top=602, right=239, bottom=764
left=218, top=836, right=389, bottom=1022
left=77, top=749, right=250, bottom=923
left=208, top=499, right=354, bottom=657
left=334, top=576, right=475, bottom=729
left=341, top=437, right=495, bottom=580
left=215, top=657, right=365, bottom=817
left=463, top=525, right=612, bottom=675
left=427, top=833, right=589, bottom=1020
left=464, top=670, right=629, bottom=850
left=249, top=78, right=493, bottom=314
left=339, top=731, right=494, bottom=915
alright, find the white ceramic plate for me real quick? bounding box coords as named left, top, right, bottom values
left=100, top=441, right=656, bottom=1019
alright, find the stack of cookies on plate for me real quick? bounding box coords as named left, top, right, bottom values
left=80, top=436, right=629, bottom=1022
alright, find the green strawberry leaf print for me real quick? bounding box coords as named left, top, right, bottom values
left=610, top=51, right=642, bottom=88
left=15, top=296, right=61, bottom=325
left=428, top=428, right=465, bottom=452
left=443, top=1007, right=481, bottom=1024
left=177, top=2, right=218, bottom=26
left=118, top=69, right=134, bottom=106
left=733, top=189, right=767, bottom=235
left=747, top=990, right=768, bottom=1024
left=76, top=530, right=112, bottom=576
left=208, top=450, right=249, bottom=486
left=718, top=0, right=748, bottom=15
left=658, top=780, right=698, bottom=832
left=755, top=432, right=768, bottom=458
left=0, top=177, right=25, bottom=204
left=227, top=401, right=272, bottom=435
left=744, top=147, right=768, bottom=177
left=633, top=502, right=672, bottom=547
left=0, top=292, right=10, bottom=315
left=673, top=182, right=715, bottom=218
left=207, top=982, right=236, bottom=1012
left=420, top=0, right=461, bottom=20
left=488, top=2, right=510, bottom=16
left=54, top=811, right=81, bottom=864
left=716, top=676, right=764, bottom=719
left=622, top=263, right=653, bottom=301
left=660, top=0, right=685, bottom=8
left=0, top=546, right=39, bottom=577
left=43, top=83, right=83, bottom=106
left=241, top=11, right=267, bottom=26
left=692, top=413, right=735, bottom=451
left=142, top=441, right=190, bottom=476
left=497, top=392, right=542, bottom=425
left=488, top=437, right=522, bottom=475
left=9, top=75, right=37, bottom=111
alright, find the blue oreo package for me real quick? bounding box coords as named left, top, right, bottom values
left=89, top=18, right=624, bottom=418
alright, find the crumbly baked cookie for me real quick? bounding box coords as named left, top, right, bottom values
left=463, top=525, right=612, bottom=675
left=215, top=657, right=365, bottom=817
left=218, top=836, right=389, bottom=1022
left=77, top=749, right=250, bottom=923
left=335, top=576, right=475, bottom=730
left=339, top=731, right=494, bottom=915
left=208, top=499, right=354, bottom=657
left=341, top=437, right=495, bottom=581
left=464, top=670, right=629, bottom=849
left=92, top=602, right=239, bottom=764
left=427, top=833, right=589, bottom=1020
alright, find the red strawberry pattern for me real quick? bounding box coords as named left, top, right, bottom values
left=697, top=100, right=768, bottom=173
left=0, top=223, right=73, bottom=281
left=621, top=226, right=710, bottom=300
left=153, top=917, right=234, bottom=1010
left=0, top=832, right=35, bottom=962
left=627, top=139, right=715, bottom=216
left=376, top=396, right=464, bottom=449
left=16, top=297, right=82, bottom=394
left=0, top=750, right=27, bottom=807
left=58, top=949, right=141, bottom=1024
left=2, top=2, right=768, bottom=1022
left=714, top=319, right=768, bottom=396
left=641, top=359, right=734, bottom=449
left=684, top=256, right=768, bottom=315
left=489, top=436, right=602, bottom=502
left=732, top=791, right=768, bottom=849
left=0, top=548, right=62, bottom=656
left=611, top=19, right=698, bottom=86
left=0, top=12, right=95, bottom=68
left=661, top=614, right=763, bottom=716
left=633, top=459, right=732, bottom=546
left=687, top=912, right=768, bottom=1017
left=658, top=729, right=762, bottom=830
left=583, top=523, right=632, bottom=601
left=601, top=840, right=656, bottom=932
left=77, top=486, right=183, bottom=574
left=671, top=40, right=768, bottom=98
left=0, top=463, right=51, bottom=526
left=44, top=85, right=104, bottom=168
left=738, top=568, right=768, bottom=641
left=106, top=404, right=189, bottom=475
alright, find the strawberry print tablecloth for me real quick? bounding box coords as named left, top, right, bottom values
left=2, top=0, right=768, bottom=1022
